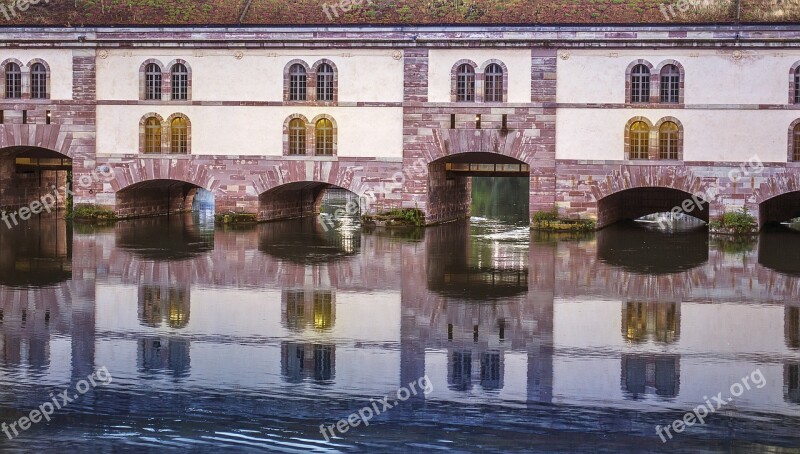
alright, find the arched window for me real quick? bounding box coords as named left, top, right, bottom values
left=660, top=64, right=680, bottom=104
left=316, top=63, right=334, bottom=102
left=794, top=123, right=800, bottom=162
left=171, top=63, right=188, bottom=101
left=484, top=63, right=503, bottom=102
left=145, top=63, right=162, bottom=100
left=170, top=117, right=188, bottom=154
left=288, top=118, right=306, bottom=155
left=456, top=64, right=475, bottom=102
left=30, top=63, right=47, bottom=99
left=659, top=121, right=679, bottom=160
left=289, top=64, right=307, bottom=101
left=629, top=121, right=650, bottom=160
left=795, top=67, right=800, bottom=105
left=144, top=117, right=162, bottom=153
left=315, top=118, right=334, bottom=155
left=5, top=63, right=21, bottom=99
left=630, top=64, right=650, bottom=103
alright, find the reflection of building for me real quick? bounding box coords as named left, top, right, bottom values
left=621, top=354, right=680, bottom=400
left=622, top=302, right=680, bottom=344
left=786, top=306, right=800, bottom=350
left=282, top=290, right=335, bottom=331
left=138, top=285, right=191, bottom=329
left=280, top=342, right=335, bottom=385
left=138, top=336, right=191, bottom=378
left=785, top=364, right=800, bottom=404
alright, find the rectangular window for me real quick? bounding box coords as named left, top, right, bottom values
left=46, top=110, right=51, bottom=125
left=501, top=114, right=507, bottom=130
left=475, top=114, right=481, bottom=130
left=450, top=114, right=456, bottom=129
left=22, top=110, right=27, bottom=124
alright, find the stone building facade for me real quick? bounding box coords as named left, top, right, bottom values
left=1, top=25, right=800, bottom=227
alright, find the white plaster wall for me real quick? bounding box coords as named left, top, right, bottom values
left=95, top=49, right=404, bottom=102
left=557, top=49, right=800, bottom=105
left=428, top=49, right=531, bottom=103
left=556, top=108, right=795, bottom=163
left=1, top=49, right=73, bottom=100
left=97, top=105, right=403, bottom=158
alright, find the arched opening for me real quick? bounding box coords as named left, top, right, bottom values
left=115, top=179, right=214, bottom=220
left=0, top=146, right=71, bottom=212
left=428, top=152, right=530, bottom=226
left=258, top=181, right=359, bottom=223
left=597, top=187, right=709, bottom=230
left=760, top=191, right=800, bottom=228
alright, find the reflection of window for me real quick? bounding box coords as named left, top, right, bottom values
left=621, top=354, right=679, bottom=400
left=787, top=364, right=800, bottom=404
left=314, top=344, right=334, bottom=382
left=139, top=286, right=190, bottom=329
left=138, top=337, right=191, bottom=377
left=313, top=292, right=333, bottom=330
left=623, top=302, right=680, bottom=344
left=449, top=351, right=473, bottom=391
left=285, top=291, right=305, bottom=331
left=787, top=307, right=800, bottom=350
left=480, top=352, right=502, bottom=391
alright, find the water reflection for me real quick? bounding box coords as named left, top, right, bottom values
left=759, top=226, right=800, bottom=276
left=115, top=212, right=214, bottom=260
left=0, top=214, right=800, bottom=450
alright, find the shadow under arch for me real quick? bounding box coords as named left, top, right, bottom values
left=427, top=151, right=531, bottom=225
left=597, top=223, right=708, bottom=274
left=758, top=226, right=800, bottom=276
left=425, top=221, right=528, bottom=300
left=597, top=187, right=709, bottom=229
left=0, top=145, right=72, bottom=210
left=115, top=212, right=214, bottom=261
left=0, top=215, right=71, bottom=287
left=258, top=218, right=360, bottom=264
left=115, top=178, right=214, bottom=219
left=259, top=181, right=360, bottom=222
left=759, top=190, right=800, bottom=228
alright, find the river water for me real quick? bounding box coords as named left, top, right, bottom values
left=0, top=199, right=800, bottom=452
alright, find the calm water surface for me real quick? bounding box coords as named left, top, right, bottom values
left=1, top=207, right=800, bottom=453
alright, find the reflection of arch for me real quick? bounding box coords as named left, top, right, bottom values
left=598, top=224, right=708, bottom=274
left=258, top=217, right=360, bottom=264
left=757, top=170, right=800, bottom=227
left=116, top=212, right=214, bottom=260
left=622, top=301, right=681, bottom=344
left=758, top=228, right=800, bottom=276
left=621, top=353, right=680, bottom=400
left=425, top=221, right=528, bottom=300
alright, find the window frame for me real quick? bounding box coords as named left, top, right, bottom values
left=659, top=64, right=680, bottom=104
left=5, top=62, right=21, bottom=99
left=455, top=63, right=476, bottom=102
left=143, top=116, right=163, bottom=154
left=484, top=63, right=504, bottom=103
left=288, top=117, right=307, bottom=155
left=316, top=63, right=335, bottom=102
left=170, top=116, right=189, bottom=154
left=314, top=116, right=335, bottom=156
left=289, top=64, right=308, bottom=102
left=658, top=121, right=680, bottom=160
left=630, top=64, right=651, bottom=104
left=170, top=63, right=189, bottom=101
left=29, top=62, right=48, bottom=100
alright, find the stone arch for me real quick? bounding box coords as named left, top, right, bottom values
left=591, top=165, right=713, bottom=228
left=109, top=158, right=218, bottom=193
left=283, top=113, right=310, bottom=156
left=625, top=59, right=655, bottom=104
left=26, top=58, right=51, bottom=99
left=422, top=128, right=535, bottom=165
left=755, top=169, right=800, bottom=226
left=450, top=59, right=478, bottom=102
left=654, top=59, right=685, bottom=105
left=0, top=124, right=75, bottom=158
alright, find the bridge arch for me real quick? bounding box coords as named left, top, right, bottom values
left=755, top=170, right=800, bottom=227
left=592, top=166, right=712, bottom=228
left=258, top=181, right=360, bottom=222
